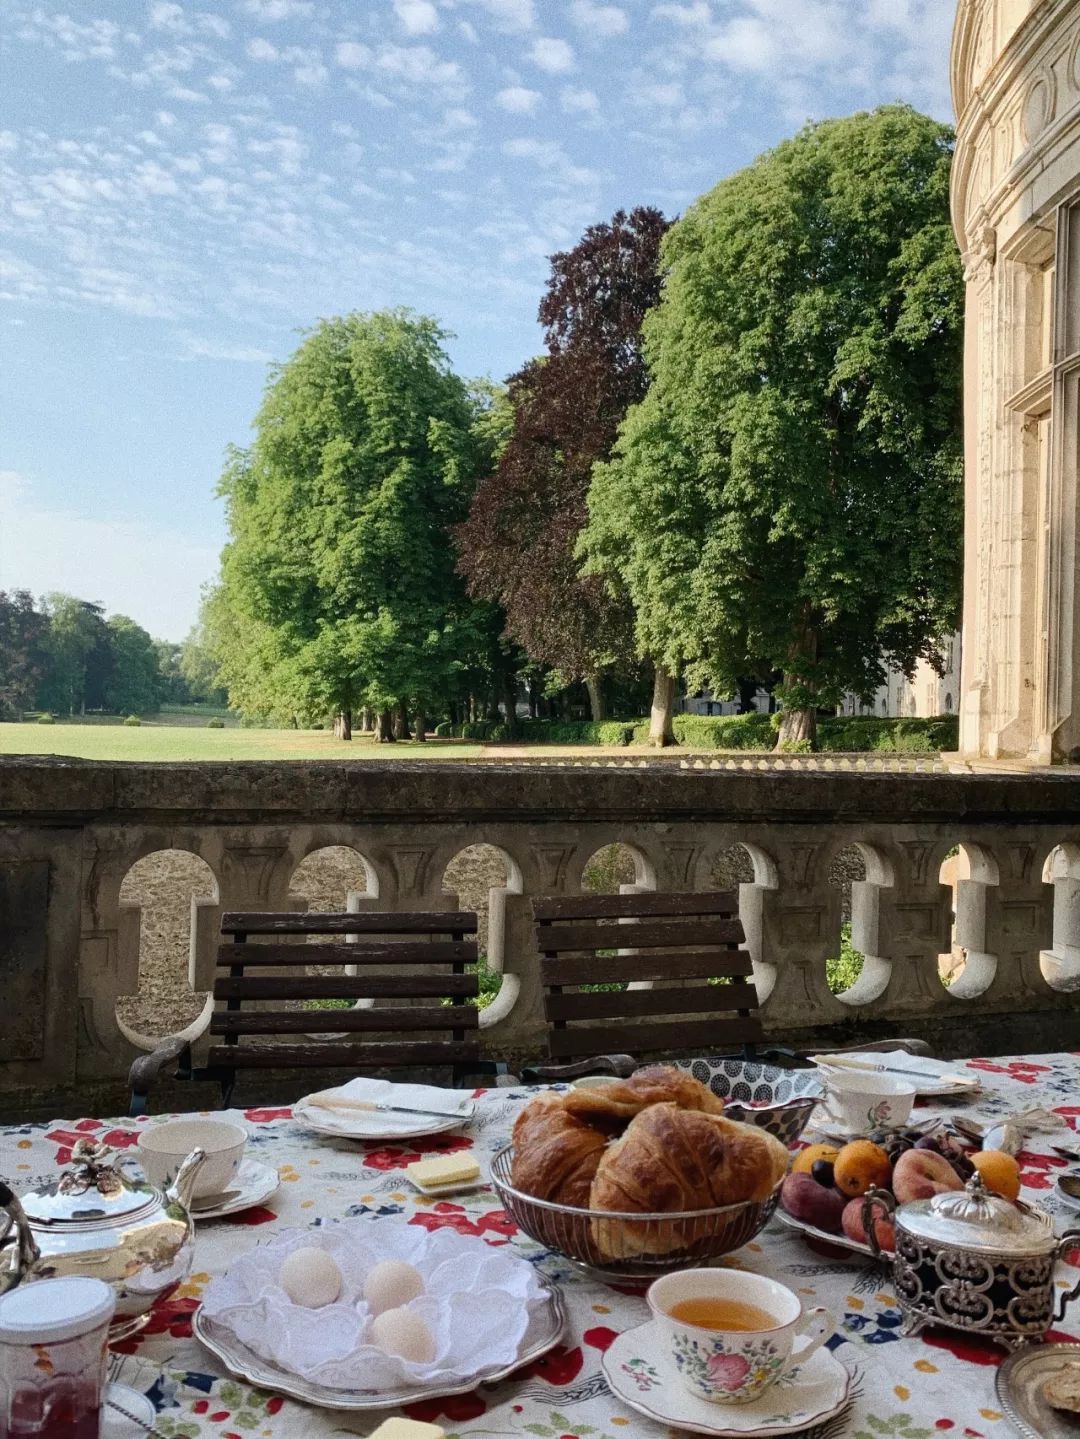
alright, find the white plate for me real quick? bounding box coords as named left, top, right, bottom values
left=294, top=1079, right=475, bottom=1141
left=104, top=1382, right=156, bottom=1439
left=1055, top=1178, right=1080, bottom=1213
left=405, top=1170, right=489, bottom=1199
left=996, top=1342, right=1080, bottom=1439
left=774, top=1208, right=889, bottom=1262
left=193, top=1274, right=565, bottom=1411
left=192, top=1157, right=280, bottom=1220
left=601, top=1320, right=852, bottom=1437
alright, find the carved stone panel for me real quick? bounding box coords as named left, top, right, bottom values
left=0, top=860, right=49, bottom=1061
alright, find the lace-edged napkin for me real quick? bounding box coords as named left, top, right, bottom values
left=293, top=1077, right=475, bottom=1135
left=200, top=1222, right=544, bottom=1391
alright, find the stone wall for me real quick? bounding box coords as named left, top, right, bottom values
left=2, top=757, right=1079, bottom=1118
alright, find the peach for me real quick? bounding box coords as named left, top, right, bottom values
left=841, top=1195, right=896, bottom=1251
left=892, top=1147, right=964, bottom=1203
left=781, top=1172, right=846, bottom=1234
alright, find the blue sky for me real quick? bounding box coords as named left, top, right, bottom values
left=0, top=0, right=954, bottom=641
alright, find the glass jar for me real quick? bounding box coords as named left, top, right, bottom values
left=0, top=1276, right=115, bottom=1438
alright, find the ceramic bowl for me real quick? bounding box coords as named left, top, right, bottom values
left=137, top=1118, right=247, bottom=1199
left=677, top=1059, right=822, bottom=1148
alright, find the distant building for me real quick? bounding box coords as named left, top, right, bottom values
left=838, top=633, right=962, bottom=719
left=678, top=687, right=772, bottom=717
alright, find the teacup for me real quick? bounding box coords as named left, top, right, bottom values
left=648, top=1268, right=831, bottom=1405
left=820, top=1070, right=915, bottom=1134
left=570, top=1075, right=622, bottom=1091
left=137, top=1118, right=247, bottom=1200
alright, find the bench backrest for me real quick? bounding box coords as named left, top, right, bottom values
left=532, top=890, right=761, bottom=1062
left=207, top=910, right=481, bottom=1075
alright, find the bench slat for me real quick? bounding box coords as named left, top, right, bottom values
left=536, top=918, right=744, bottom=953
left=217, top=941, right=476, bottom=968
left=541, top=949, right=753, bottom=986
left=544, top=982, right=756, bottom=1023
left=213, top=974, right=478, bottom=1001
left=211, top=1005, right=479, bottom=1035
left=207, top=1039, right=482, bottom=1070
left=547, top=1016, right=763, bottom=1058
left=221, top=911, right=478, bottom=936
left=534, top=891, right=739, bottom=922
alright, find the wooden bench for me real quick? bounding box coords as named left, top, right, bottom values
left=128, top=909, right=487, bottom=1113
left=524, top=890, right=761, bottom=1081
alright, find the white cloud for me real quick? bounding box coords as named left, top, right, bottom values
left=502, top=137, right=597, bottom=187
left=651, top=1, right=712, bottom=24
left=335, top=42, right=465, bottom=94
left=393, top=0, right=440, bottom=36
left=560, top=85, right=599, bottom=112
left=570, top=1, right=628, bottom=37
left=496, top=85, right=541, bottom=113
left=240, top=0, right=313, bottom=18
left=443, top=106, right=477, bottom=128
left=335, top=40, right=372, bottom=67
left=178, top=331, right=274, bottom=362
left=529, top=36, right=575, bottom=72
left=637, top=80, right=684, bottom=107
left=148, top=3, right=230, bottom=39
left=462, top=0, right=536, bottom=31
left=0, top=470, right=219, bottom=642
left=247, top=36, right=279, bottom=60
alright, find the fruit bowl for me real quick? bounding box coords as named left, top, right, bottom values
left=489, top=1145, right=782, bottom=1283
left=676, top=1059, right=822, bottom=1148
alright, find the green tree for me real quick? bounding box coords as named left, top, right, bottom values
left=104, top=615, right=164, bottom=715
left=581, top=106, right=964, bottom=747
left=213, top=310, right=487, bottom=737
left=177, top=620, right=228, bottom=706
left=0, top=590, right=49, bottom=720
left=37, top=595, right=112, bottom=715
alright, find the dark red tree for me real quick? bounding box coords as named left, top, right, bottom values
left=454, top=206, right=669, bottom=719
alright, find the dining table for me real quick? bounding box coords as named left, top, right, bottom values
left=2, top=1051, right=1079, bottom=1439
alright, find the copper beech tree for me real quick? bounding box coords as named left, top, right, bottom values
left=454, top=206, right=670, bottom=733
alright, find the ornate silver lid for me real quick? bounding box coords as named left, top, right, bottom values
left=899, top=1173, right=1055, bottom=1257
left=21, top=1140, right=159, bottom=1228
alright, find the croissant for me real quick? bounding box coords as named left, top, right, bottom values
left=510, top=1091, right=609, bottom=1207
left=589, top=1103, right=788, bottom=1259
left=561, top=1064, right=725, bottom=1125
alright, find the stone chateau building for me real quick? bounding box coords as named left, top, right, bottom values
left=952, top=0, right=1080, bottom=761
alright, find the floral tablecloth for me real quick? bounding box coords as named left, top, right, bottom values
left=2, top=1053, right=1079, bottom=1439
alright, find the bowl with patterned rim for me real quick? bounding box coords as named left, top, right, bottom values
left=676, top=1059, right=822, bottom=1148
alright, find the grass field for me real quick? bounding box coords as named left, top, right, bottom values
left=0, top=721, right=486, bottom=762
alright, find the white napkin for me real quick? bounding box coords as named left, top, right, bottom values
left=812, top=1052, right=977, bottom=1085
left=294, top=1077, right=475, bottom=1135
left=201, top=1222, right=544, bottom=1391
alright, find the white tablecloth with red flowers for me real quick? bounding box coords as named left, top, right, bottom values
left=2, top=1053, right=1079, bottom=1439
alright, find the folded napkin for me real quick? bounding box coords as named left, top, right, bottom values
left=294, top=1077, right=475, bottom=1134
left=201, top=1222, right=545, bottom=1391
left=812, top=1052, right=977, bottom=1085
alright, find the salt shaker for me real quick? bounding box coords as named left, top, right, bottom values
left=0, top=1276, right=115, bottom=1437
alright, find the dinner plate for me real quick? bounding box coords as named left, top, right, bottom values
left=995, top=1341, right=1080, bottom=1439
left=193, top=1274, right=566, bottom=1411
left=773, top=1208, right=889, bottom=1263
left=293, top=1079, right=476, bottom=1141
left=192, top=1157, right=280, bottom=1220
left=104, top=1383, right=157, bottom=1439
left=601, top=1320, right=852, bottom=1437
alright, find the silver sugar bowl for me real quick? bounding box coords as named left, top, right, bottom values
left=865, top=1173, right=1080, bottom=1349
left=0, top=1138, right=206, bottom=1339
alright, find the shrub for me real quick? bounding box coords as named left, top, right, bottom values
left=123, top=714, right=141, bottom=727
left=207, top=717, right=225, bottom=729
left=433, top=721, right=454, bottom=737
left=36, top=712, right=55, bottom=725
left=777, top=738, right=813, bottom=754
left=673, top=713, right=773, bottom=750
left=816, top=715, right=959, bottom=753
left=487, top=722, right=510, bottom=741
left=310, top=722, right=324, bottom=730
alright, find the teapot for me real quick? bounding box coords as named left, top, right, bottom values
left=0, top=1138, right=206, bottom=1338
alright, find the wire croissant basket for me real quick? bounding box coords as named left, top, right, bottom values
left=489, top=1144, right=782, bottom=1282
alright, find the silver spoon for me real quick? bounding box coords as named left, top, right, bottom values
left=1056, top=1175, right=1080, bottom=1200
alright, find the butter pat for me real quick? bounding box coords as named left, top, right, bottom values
left=408, top=1153, right=481, bottom=1188
left=368, top=1419, right=446, bottom=1439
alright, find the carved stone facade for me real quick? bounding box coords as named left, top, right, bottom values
left=952, top=0, right=1080, bottom=761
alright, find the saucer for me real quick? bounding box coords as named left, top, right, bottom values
left=104, top=1382, right=156, bottom=1438
left=601, top=1321, right=852, bottom=1437
left=192, top=1157, right=280, bottom=1219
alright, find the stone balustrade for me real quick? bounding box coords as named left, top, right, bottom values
left=2, top=756, right=1079, bottom=1118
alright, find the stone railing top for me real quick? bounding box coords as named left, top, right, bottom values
left=2, top=756, right=1079, bottom=827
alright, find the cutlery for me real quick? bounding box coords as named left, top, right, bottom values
left=1052, top=1143, right=1080, bottom=1163
left=304, top=1093, right=470, bottom=1120
left=811, top=1055, right=975, bottom=1085
left=191, top=1188, right=242, bottom=1211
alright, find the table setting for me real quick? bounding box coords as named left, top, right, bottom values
left=0, top=1051, right=1078, bottom=1439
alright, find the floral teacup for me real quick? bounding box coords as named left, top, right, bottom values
left=819, top=1070, right=915, bottom=1134
left=647, top=1269, right=831, bottom=1405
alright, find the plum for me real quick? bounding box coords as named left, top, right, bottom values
left=811, top=1159, right=835, bottom=1188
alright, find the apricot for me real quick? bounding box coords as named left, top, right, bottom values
left=833, top=1140, right=892, bottom=1198
left=892, top=1147, right=964, bottom=1203
left=792, top=1143, right=840, bottom=1177
left=780, top=1172, right=846, bottom=1234
left=971, top=1149, right=1021, bottom=1202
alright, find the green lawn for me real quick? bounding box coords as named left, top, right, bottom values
left=0, top=721, right=484, bottom=762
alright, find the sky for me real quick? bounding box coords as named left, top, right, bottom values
left=0, top=0, right=955, bottom=641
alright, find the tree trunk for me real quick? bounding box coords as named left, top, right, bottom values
left=374, top=709, right=395, bottom=742
left=413, top=712, right=426, bottom=742
left=649, top=665, right=676, bottom=746
left=776, top=695, right=817, bottom=748
left=392, top=704, right=409, bottom=741
left=333, top=709, right=352, bottom=740
left=360, top=706, right=374, bottom=733
left=585, top=673, right=607, bottom=722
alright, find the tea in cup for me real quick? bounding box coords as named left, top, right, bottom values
left=648, top=1268, right=831, bottom=1405
left=820, top=1070, right=915, bottom=1134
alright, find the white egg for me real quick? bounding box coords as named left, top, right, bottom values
left=363, top=1259, right=425, bottom=1316
left=369, top=1306, right=436, bottom=1364
left=278, top=1247, right=342, bottom=1308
